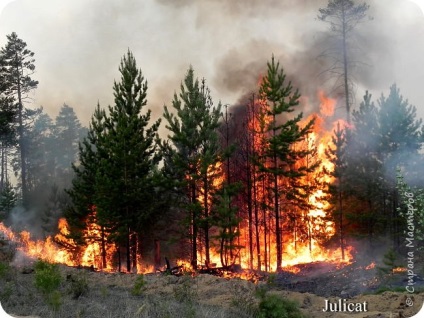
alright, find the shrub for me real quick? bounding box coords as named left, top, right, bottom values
left=67, top=272, right=89, bottom=299
left=47, top=290, right=62, bottom=312
left=173, top=276, right=197, bottom=304
left=34, top=259, right=62, bottom=295
left=258, top=294, right=304, bottom=318
left=0, top=282, right=13, bottom=302
left=0, top=261, right=11, bottom=279
left=131, top=274, right=146, bottom=296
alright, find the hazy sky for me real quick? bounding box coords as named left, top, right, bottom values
left=0, top=0, right=423, bottom=127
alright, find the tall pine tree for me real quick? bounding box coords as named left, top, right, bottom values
left=258, top=56, right=316, bottom=271
left=162, top=67, right=222, bottom=268
left=0, top=32, right=38, bottom=207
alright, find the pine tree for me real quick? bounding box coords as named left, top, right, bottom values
left=0, top=180, right=17, bottom=221
left=26, top=111, right=54, bottom=193
left=0, top=32, right=38, bottom=207
left=346, top=91, right=384, bottom=240
left=258, top=56, right=316, bottom=271
left=66, top=104, right=107, bottom=262
left=377, top=84, right=423, bottom=180
left=325, top=122, right=348, bottom=259
left=377, top=85, right=423, bottom=247
left=53, top=104, right=84, bottom=187
left=0, top=95, right=16, bottom=192
left=162, top=67, right=222, bottom=268
left=211, top=185, right=242, bottom=267
left=318, top=0, right=370, bottom=123
left=94, top=50, right=161, bottom=272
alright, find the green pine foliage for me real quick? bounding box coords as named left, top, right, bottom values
left=258, top=293, right=304, bottom=318
left=162, top=67, right=222, bottom=268
left=67, top=50, right=162, bottom=272
left=340, top=87, right=423, bottom=244
left=396, top=169, right=424, bottom=246
left=211, top=185, right=242, bottom=267
left=257, top=56, right=317, bottom=271
left=0, top=181, right=17, bottom=221
left=0, top=32, right=39, bottom=207
left=325, top=122, right=348, bottom=258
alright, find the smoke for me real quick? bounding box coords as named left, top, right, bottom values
left=6, top=206, right=43, bottom=237
left=0, top=0, right=422, bottom=128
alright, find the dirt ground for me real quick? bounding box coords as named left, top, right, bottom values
left=1, top=264, right=423, bottom=318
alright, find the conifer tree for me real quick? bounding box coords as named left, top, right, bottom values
left=66, top=104, right=106, bottom=254
left=162, top=67, right=222, bottom=268
left=53, top=104, right=84, bottom=187
left=0, top=32, right=38, bottom=207
left=0, top=180, right=17, bottom=221
left=346, top=91, right=384, bottom=240
left=377, top=85, right=423, bottom=246
left=318, top=0, right=370, bottom=123
left=325, top=122, right=348, bottom=259
left=0, top=96, right=15, bottom=191
left=258, top=56, right=316, bottom=271
left=377, top=84, right=423, bottom=180
left=95, top=50, right=161, bottom=272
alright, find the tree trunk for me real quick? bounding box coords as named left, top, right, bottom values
left=339, top=177, right=345, bottom=260
left=342, top=9, right=351, bottom=124
left=126, top=227, right=131, bottom=272
left=203, top=174, right=210, bottom=266
left=101, top=226, right=107, bottom=269
left=272, top=113, right=282, bottom=271
left=154, top=239, right=161, bottom=269
left=16, top=68, right=28, bottom=207
left=191, top=180, right=198, bottom=269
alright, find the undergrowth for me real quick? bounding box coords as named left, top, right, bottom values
left=34, top=259, right=63, bottom=311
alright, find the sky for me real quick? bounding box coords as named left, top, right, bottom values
left=0, top=0, right=423, bottom=128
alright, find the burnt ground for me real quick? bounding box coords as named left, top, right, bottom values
left=274, top=260, right=424, bottom=298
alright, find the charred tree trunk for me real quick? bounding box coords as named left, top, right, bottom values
left=126, top=227, right=131, bottom=272
left=272, top=113, right=282, bottom=272
left=262, top=178, right=268, bottom=272
left=339, top=177, right=345, bottom=260
left=203, top=174, right=210, bottom=266
left=253, top=168, right=261, bottom=271
left=117, top=246, right=121, bottom=272
left=101, top=226, right=107, bottom=269
left=132, top=232, right=137, bottom=272
left=191, top=179, right=198, bottom=269
left=341, top=9, right=351, bottom=124
left=154, top=239, right=161, bottom=269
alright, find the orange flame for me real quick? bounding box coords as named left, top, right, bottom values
left=318, top=90, right=336, bottom=117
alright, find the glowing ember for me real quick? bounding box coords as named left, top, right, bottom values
left=365, top=262, right=376, bottom=270
left=392, top=267, right=407, bottom=273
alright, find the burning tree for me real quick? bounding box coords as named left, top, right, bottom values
left=255, top=56, right=317, bottom=271
left=66, top=50, right=161, bottom=272
left=318, top=0, right=370, bottom=124
left=325, top=122, right=348, bottom=259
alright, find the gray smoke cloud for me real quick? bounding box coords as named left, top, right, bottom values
left=0, top=0, right=422, bottom=126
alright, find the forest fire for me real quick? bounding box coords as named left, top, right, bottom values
left=0, top=88, right=354, bottom=277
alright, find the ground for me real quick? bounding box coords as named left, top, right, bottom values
left=0, top=262, right=423, bottom=318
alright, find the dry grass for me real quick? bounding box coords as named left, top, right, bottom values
left=0, top=264, right=257, bottom=318
left=1, top=262, right=423, bottom=318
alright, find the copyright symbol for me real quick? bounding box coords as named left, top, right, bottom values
left=406, top=297, right=413, bottom=307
